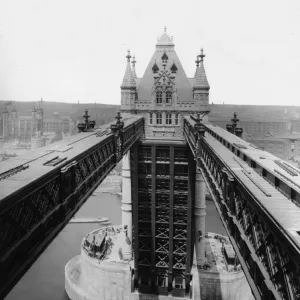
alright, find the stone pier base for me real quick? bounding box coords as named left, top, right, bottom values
left=196, top=269, right=254, bottom=300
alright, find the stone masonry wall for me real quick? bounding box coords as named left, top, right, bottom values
left=198, top=270, right=254, bottom=300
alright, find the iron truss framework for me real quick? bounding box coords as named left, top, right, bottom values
left=184, top=116, right=300, bottom=300
left=0, top=114, right=144, bottom=299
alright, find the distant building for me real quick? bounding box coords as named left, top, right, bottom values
left=209, top=117, right=289, bottom=135
left=43, top=116, right=73, bottom=133
left=1, top=105, right=75, bottom=141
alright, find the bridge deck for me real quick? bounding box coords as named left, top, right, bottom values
left=0, top=115, right=142, bottom=201
left=204, top=132, right=300, bottom=248
left=206, top=124, right=300, bottom=192
left=184, top=116, right=300, bottom=299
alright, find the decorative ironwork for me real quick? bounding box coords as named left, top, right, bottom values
left=173, top=240, right=187, bottom=255
left=173, top=255, right=186, bottom=269
left=77, top=109, right=96, bottom=132
left=161, top=52, right=168, bottom=64
left=171, top=62, right=178, bottom=73
left=0, top=115, right=144, bottom=299
left=152, top=62, right=159, bottom=73
left=156, top=240, right=169, bottom=253
left=174, top=226, right=187, bottom=240
left=139, top=241, right=151, bottom=252
left=156, top=224, right=169, bottom=238
left=185, top=123, right=299, bottom=299
left=226, top=112, right=243, bottom=137
left=139, top=255, right=151, bottom=266
left=156, top=253, right=169, bottom=268
left=156, top=210, right=169, bottom=223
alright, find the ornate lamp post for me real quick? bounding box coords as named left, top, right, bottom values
left=226, top=112, right=243, bottom=138
left=110, top=111, right=124, bottom=160
left=77, top=109, right=96, bottom=133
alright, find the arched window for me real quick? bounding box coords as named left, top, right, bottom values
left=149, top=113, right=153, bottom=125
left=166, top=113, right=172, bottom=125
left=166, top=91, right=172, bottom=104
left=156, top=91, right=162, bottom=104
left=156, top=113, right=162, bottom=124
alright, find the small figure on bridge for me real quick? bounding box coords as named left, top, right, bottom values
left=198, top=230, right=203, bottom=242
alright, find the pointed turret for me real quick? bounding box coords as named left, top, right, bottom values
left=156, top=26, right=174, bottom=48
left=131, top=55, right=137, bottom=79
left=121, top=50, right=136, bottom=88
left=193, top=49, right=210, bottom=111
left=121, top=50, right=137, bottom=113
left=194, top=49, right=210, bottom=90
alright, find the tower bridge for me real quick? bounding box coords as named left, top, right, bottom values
left=1, top=28, right=300, bottom=300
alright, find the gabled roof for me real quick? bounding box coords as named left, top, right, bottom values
left=138, top=29, right=193, bottom=102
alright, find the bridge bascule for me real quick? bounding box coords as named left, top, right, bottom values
left=1, top=28, right=300, bottom=300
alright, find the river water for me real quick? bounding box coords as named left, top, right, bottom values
left=5, top=184, right=226, bottom=300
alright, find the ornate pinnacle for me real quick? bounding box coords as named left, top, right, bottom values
left=78, top=109, right=96, bottom=132
left=126, top=50, right=131, bottom=62
left=116, top=111, right=122, bottom=125
left=195, top=55, right=200, bottom=67
left=164, top=26, right=167, bottom=33
left=227, top=112, right=243, bottom=137
left=231, top=112, right=239, bottom=125
left=132, top=55, right=136, bottom=67
left=199, top=48, right=205, bottom=62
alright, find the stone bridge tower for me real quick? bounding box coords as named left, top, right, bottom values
left=120, top=28, right=210, bottom=297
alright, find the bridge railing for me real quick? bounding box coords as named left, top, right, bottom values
left=0, top=115, right=144, bottom=299
left=183, top=117, right=300, bottom=300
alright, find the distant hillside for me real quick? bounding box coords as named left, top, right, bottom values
left=209, top=104, right=300, bottom=121
left=1, top=101, right=299, bottom=123
left=0, top=101, right=120, bottom=124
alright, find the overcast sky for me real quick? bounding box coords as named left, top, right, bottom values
left=0, top=0, right=299, bottom=106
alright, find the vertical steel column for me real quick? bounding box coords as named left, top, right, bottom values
left=194, top=169, right=206, bottom=266
left=121, top=150, right=132, bottom=260
left=186, top=148, right=195, bottom=294
left=131, top=144, right=139, bottom=290
left=168, top=145, right=175, bottom=293
left=151, top=145, right=156, bottom=290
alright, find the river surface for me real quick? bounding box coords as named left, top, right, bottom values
left=5, top=185, right=226, bottom=300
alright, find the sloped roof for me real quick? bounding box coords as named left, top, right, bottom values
left=194, top=61, right=210, bottom=89
left=137, top=47, right=193, bottom=102
left=121, top=60, right=136, bottom=89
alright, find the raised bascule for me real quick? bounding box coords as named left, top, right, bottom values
left=1, top=28, right=300, bottom=300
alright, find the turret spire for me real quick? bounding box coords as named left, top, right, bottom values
left=199, top=48, right=205, bottom=62
left=121, top=50, right=136, bottom=88
left=126, top=50, right=131, bottom=62
left=131, top=55, right=137, bottom=79
left=194, top=48, right=210, bottom=90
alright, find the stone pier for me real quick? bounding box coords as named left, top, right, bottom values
left=121, top=150, right=132, bottom=260
left=194, top=169, right=206, bottom=266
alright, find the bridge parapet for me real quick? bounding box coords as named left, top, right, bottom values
left=0, top=114, right=144, bottom=299
left=184, top=116, right=300, bottom=300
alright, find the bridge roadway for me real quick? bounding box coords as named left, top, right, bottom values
left=184, top=116, right=300, bottom=300
left=0, top=115, right=144, bottom=299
